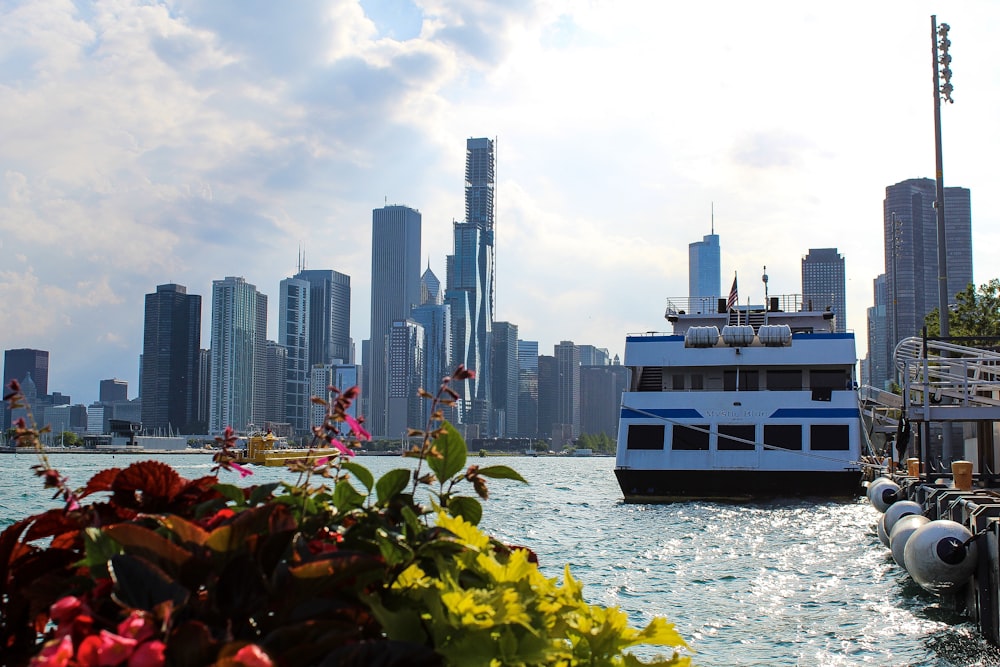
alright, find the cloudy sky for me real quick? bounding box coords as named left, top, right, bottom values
left=2, top=0, right=999, bottom=406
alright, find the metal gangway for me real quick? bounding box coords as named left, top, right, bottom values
left=894, top=337, right=1000, bottom=422
left=859, top=336, right=1000, bottom=478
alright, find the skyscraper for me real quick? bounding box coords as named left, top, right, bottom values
left=580, top=365, right=629, bottom=438
left=140, top=284, right=201, bottom=434
left=369, top=205, right=422, bottom=437
left=688, top=227, right=721, bottom=302
left=883, top=178, right=972, bottom=349
left=491, top=322, right=518, bottom=437
left=5, top=349, right=46, bottom=431
left=99, top=379, right=128, bottom=403
left=3, top=348, right=49, bottom=398
left=801, top=248, right=847, bottom=332
left=516, top=340, right=538, bottom=438
left=866, top=274, right=890, bottom=389
left=445, top=137, right=496, bottom=431
left=264, top=340, right=287, bottom=426
left=386, top=319, right=424, bottom=438
left=209, top=277, right=267, bottom=433
left=279, top=275, right=310, bottom=431
left=411, top=265, right=451, bottom=409
left=554, top=341, right=581, bottom=439
left=279, top=267, right=351, bottom=433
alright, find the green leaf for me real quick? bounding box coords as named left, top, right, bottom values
left=248, top=482, right=280, bottom=506
left=375, top=529, right=414, bottom=567
left=427, top=421, right=467, bottom=481
left=212, top=483, right=246, bottom=506
left=332, top=479, right=366, bottom=511
left=375, top=468, right=411, bottom=506
left=445, top=495, right=483, bottom=526
left=477, top=465, right=528, bottom=483
left=80, top=526, right=123, bottom=572
left=341, top=461, right=375, bottom=493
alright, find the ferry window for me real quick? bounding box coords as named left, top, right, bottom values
left=767, top=370, right=802, bottom=391
left=810, top=370, right=849, bottom=390
left=672, top=374, right=685, bottom=390
left=690, top=374, right=704, bottom=390
left=764, top=424, right=802, bottom=450
left=724, top=370, right=759, bottom=391
left=672, top=424, right=709, bottom=450
left=627, top=424, right=664, bottom=450
left=810, top=424, right=850, bottom=450
left=718, top=425, right=755, bottom=450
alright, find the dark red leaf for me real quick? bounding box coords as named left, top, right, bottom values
left=111, top=461, right=185, bottom=511
left=23, top=509, right=80, bottom=542
left=80, top=468, right=122, bottom=498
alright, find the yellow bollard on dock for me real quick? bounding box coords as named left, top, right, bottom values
left=952, top=460, right=973, bottom=490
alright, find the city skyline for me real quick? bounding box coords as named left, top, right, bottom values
left=3, top=3, right=1000, bottom=405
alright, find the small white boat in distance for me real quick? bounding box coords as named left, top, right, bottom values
left=614, top=294, right=862, bottom=502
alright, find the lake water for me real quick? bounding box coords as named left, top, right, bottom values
left=2, top=451, right=999, bottom=666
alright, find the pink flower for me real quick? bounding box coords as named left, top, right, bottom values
left=343, top=414, right=371, bottom=441
left=128, top=641, right=166, bottom=667
left=233, top=644, right=273, bottom=667
left=76, top=630, right=137, bottom=666
left=229, top=462, right=254, bottom=478
left=117, top=612, right=154, bottom=643
left=29, top=635, right=74, bottom=666
left=50, top=596, right=84, bottom=624
left=332, top=440, right=355, bottom=457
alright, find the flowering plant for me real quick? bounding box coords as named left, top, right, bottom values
left=0, top=368, right=690, bottom=666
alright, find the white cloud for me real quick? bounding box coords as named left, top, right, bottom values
left=1, top=0, right=998, bottom=404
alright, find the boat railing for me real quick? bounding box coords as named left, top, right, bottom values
left=664, top=294, right=808, bottom=317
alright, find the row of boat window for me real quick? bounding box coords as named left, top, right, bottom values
left=634, top=368, right=852, bottom=393
left=626, top=423, right=851, bottom=451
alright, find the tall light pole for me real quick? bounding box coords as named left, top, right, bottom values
left=932, top=15, right=953, bottom=338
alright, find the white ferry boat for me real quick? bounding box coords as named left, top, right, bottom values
left=614, top=294, right=863, bottom=502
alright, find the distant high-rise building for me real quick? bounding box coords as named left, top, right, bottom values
left=209, top=277, right=267, bottom=433
left=554, top=341, right=581, bottom=439
left=412, top=265, right=452, bottom=410
left=536, top=355, right=557, bottom=440
left=279, top=267, right=351, bottom=433
left=580, top=365, right=629, bottom=438
left=867, top=274, right=890, bottom=389
left=3, top=348, right=49, bottom=398
left=516, top=340, right=539, bottom=438
left=884, top=178, right=972, bottom=348
left=370, top=205, right=422, bottom=437
left=100, top=379, right=128, bottom=403
left=310, top=363, right=360, bottom=429
left=491, top=322, right=518, bottom=437
left=264, top=341, right=287, bottom=426
left=577, top=345, right=610, bottom=367
left=198, top=349, right=210, bottom=431
left=689, top=227, right=721, bottom=301
left=801, top=248, right=847, bottom=332
left=386, top=319, right=424, bottom=438
left=140, top=284, right=201, bottom=434
left=279, top=276, right=310, bottom=431
left=445, top=137, right=496, bottom=432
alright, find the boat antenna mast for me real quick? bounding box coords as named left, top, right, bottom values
left=762, top=266, right=769, bottom=326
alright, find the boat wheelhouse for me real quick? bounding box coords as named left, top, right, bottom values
left=614, top=294, right=862, bottom=502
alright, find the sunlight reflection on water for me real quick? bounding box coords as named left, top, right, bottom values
left=3, top=453, right=1000, bottom=666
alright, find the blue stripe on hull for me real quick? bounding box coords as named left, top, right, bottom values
left=619, top=408, right=704, bottom=419
left=767, top=408, right=861, bottom=418
left=614, top=468, right=862, bottom=502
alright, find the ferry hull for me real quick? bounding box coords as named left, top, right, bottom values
left=615, top=468, right=862, bottom=502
